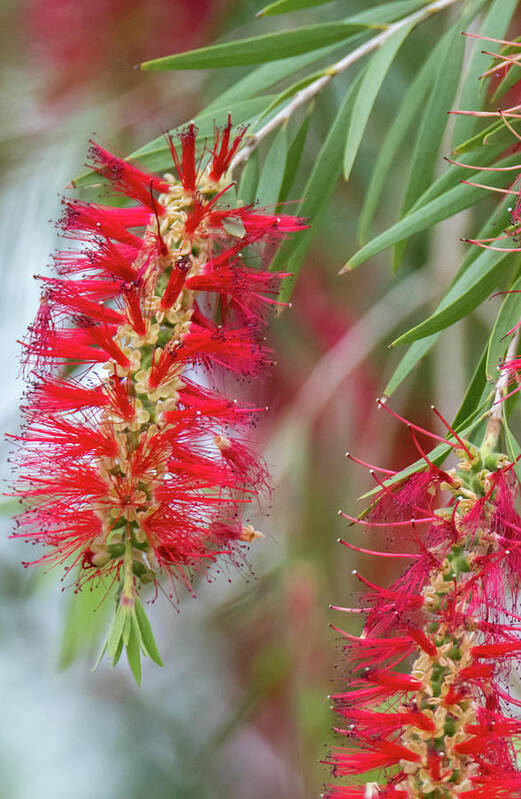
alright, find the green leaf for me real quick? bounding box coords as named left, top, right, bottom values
left=238, top=149, right=259, bottom=205
left=344, top=151, right=521, bottom=271
left=452, top=345, right=489, bottom=431
left=392, top=20, right=465, bottom=270
left=452, top=0, right=518, bottom=147
left=392, top=246, right=513, bottom=347
left=384, top=194, right=513, bottom=396
left=135, top=599, right=164, bottom=667
left=452, top=116, right=521, bottom=157
left=384, top=335, right=437, bottom=397
left=258, top=0, right=334, bottom=16
left=204, top=42, right=348, bottom=114
left=486, top=271, right=521, bottom=379
left=106, top=605, right=126, bottom=659
left=59, top=580, right=113, bottom=668
left=504, top=414, right=521, bottom=481
left=343, top=23, right=413, bottom=181
left=73, top=97, right=275, bottom=187
left=278, top=106, right=312, bottom=204
left=256, top=125, right=288, bottom=207
left=270, top=70, right=366, bottom=299
left=358, top=27, right=442, bottom=244
left=126, top=616, right=142, bottom=686
left=490, top=38, right=521, bottom=103
left=140, top=22, right=377, bottom=71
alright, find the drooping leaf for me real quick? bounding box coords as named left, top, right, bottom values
left=238, top=149, right=260, bottom=205
left=106, top=605, right=126, bottom=659
left=59, top=580, right=113, bottom=668
left=391, top=18, right=465, bottom=270
left=391, top=246, right=513, bottom=347
left=135, top=599, right=164, bottom=667
left=452, top=0, right=518, bottom=146
left=269, top=70, right=366, bottom=299
left=126, top=616, right=142, bottom=686
left=257, top=0, right=335, bottom=17
left=504, top=414, right=521, bottom=482
left=73, top=97, right=276, bottom=188
left=343, top=22, right=414, bottom=181
left=452, top=344, right=489, bottom=431
left=358, top=27, right=444, bottom=244
left=383, top=335, right=437, bottom=397
left=140, top=22, right=377, bottom=71
left=486, top=270, right=521, bottom=380
left=204, top=42, right=348, bottom=114
left=344, top=151, right=521, bottom=271
left=278, top=106, right=312, bottom=204
left=256, top=125, right=288, bottom=207
left=384, top=196, right=512, bottom=396
left=490, top=37, right=521, bottom=104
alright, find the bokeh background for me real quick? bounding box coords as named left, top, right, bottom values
left=0, top=1, right=510, bottom=796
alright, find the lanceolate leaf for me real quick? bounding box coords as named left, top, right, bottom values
left=490, top=37, right=521, bottom=103
left=269, top=70, right=366, bottom=299
left=384, top=335, right=437, bottom=397
left=391, top=246, right=513, bottom=347
left=392, top=18, right=465, bottom=270
left=384, top=197, right=512, bottom=396
left=451, top=344, right=489, bottom=431
left=203, top=42, right=348, bottom=114
left=258, top=0, right=334, bottom=16
left=344, top=151, right=521, bottom=271
left=256, top=125, right=288, bottom=207
left=451, top=0, right=518, bottom=147
left=358, top=28, right=443, bottom=245
left=140, top=22, right=378, bottom=71
left=278, top=107, right=312, bottom=205
left=486, top=270, right=521, bottom=380
left=343, top=22, right=414, bottom=181
left=73, top=97, right=275, bottom=187
left=238, top=149, right=259, bottom=205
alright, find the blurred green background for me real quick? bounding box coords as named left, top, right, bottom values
left=0, top=0, right=510, bottom=796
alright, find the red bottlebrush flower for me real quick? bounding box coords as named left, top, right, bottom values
left=11, top=120, right=306, bottom=677
left=326, top=404, right=521, bottom=798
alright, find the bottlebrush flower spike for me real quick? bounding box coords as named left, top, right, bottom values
left=325, top=405, right=521, bottom=798
left=11, top=119, right=306, bottom=682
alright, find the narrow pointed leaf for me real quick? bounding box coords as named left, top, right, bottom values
left=258, top=0, right=334, bottom=16
left=451, top=344, right=489, bottom=431
left=392, top=18, right=466, bottom=270
left=204, top=42, right=347, bottom=114
left=73, top=97, right=276, bottom=187
left=358, top=28, right=442, bottom=244
left=504, top=415, right=521, bottom=482
left=384, top=335, right=437, bottom=397
left=140, top=22, right=377, bottom=71
left=106, top=606, right=126, bottom=659
left=278, top=107, right=312, bottom=204
left=269, top=70, right=366, bottom=299
left=452, top=0, right=518, bottom=146
left=135, top=599, right=164, bottom=667
left=238, top=149, right=259, bottom=205
left=256, top=125, right=288, bottom=207
left=343, top=23, right=413, bottom=181
left=344, top=151, right=521, bottom=270
left=126, top=618, right=142, bottom=685
left=59, top=580, right=113, bottom=668
left=391, top=246, right=513, bottom=347
left=486, top=271, right=521, bottom=380
left=490, top=37, right=521, bottom=103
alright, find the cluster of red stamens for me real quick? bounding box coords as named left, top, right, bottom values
left=11, top=118, right=306, bottom=669
left=325, top=403, right=521, bottom=798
